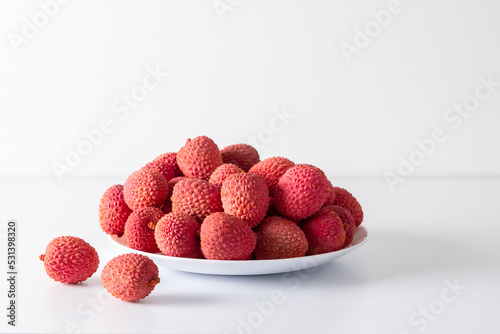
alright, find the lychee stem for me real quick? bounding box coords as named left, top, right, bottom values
left=148, top=277, right=160, bottom=286
left=147, top=221, right=157, bottom=230
left=39, top=254, right=45, bottom=261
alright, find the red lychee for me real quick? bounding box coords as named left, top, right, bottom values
left=101, top=253, right=160, bottom=302
left=221, top=173, right=269, bottom=228
left=255, top=216, right=308, bottom=259
left=300, top=210, right=346, bottom=255
left=333, top=187, right=364, bottom=227
left=200, top=212, right=256, bottom=260
left=154, top=212, right=202, bottom=258
left=124, top=207, right=165, bottom=253
left=176, top=136, right=223, bottom=180
left=171, top=178, right=223, bottom=222
left=123, top=168, right=168, bottom=210
left=209, top=163, right=245, bottom=189
left=40, top=236, right=99, bottom=284
left=220, top=143, right=260, bottom=172
left=274, top=164, right=330, bottom=221
left=248, top=157, right=295, bottom=196
left=98, top=184, right=132, bottom=236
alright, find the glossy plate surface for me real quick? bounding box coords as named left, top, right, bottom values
left=109, top=226, right=368, bottom=275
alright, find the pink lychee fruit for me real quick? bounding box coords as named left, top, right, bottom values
left=171, top=178, right=223, bottom=222
left=101, top=253, right=160, bottom=302
left=98, top=184, right=132, bottom=236
left=176, top=136, right=223, bottom=180
left=154, top=211, right=202, bottom=258
left=332, top=187, right=364, bottom=227
left=300, top=210, right=346, bottom=255
left=123, top=168, right=168, bottom=210
left=40, top=236, right=99, bottom=284
left=209, top=163, right=245, bottom=189
left=254, top=216, right=308, bottom=259
left=220, top=143, right=260, bottom=172
left=221, top=173, right=269, bottom=228
left=200, top=212, right=256, bottom=260
left=248, top=157, right=295, bottom=196
left=274, top=164, right=330, bottom=221
left=124, top=207, right=165, bottom=253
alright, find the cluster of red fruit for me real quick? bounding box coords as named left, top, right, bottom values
left=99, top=135, right=364, bottom=261
left=39, top=135, right=364, bottom=303
left=39, top=236, right=158, bottom=302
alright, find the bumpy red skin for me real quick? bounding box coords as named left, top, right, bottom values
left=101, top=253, right=159, bottom=302
left=123, top=168, right=169, bottom=210
left=221, top=173, right=269, bottom=228
left=300, top=210, right=346, bottom=255
left=200, top=212, right=256, bottom=260
left=323, top=179, right=336, bottom=206
left=143, top=154, right=176, bottom=182
left=124, top=207, right=164, bottom=253
left=255, top=216, right=308, bottom=260
left=320, top=205, right=355, bottom=248
left=332, top=187, right=364, bottom=227
left=274, top=164, right=330, bottom=221
left=209, top=163, right=245, bottom=189
left=171, top=178, right=223, bottom=222
left=248, top=157, right=295, bottom=196
left=40, top=236, right=99, bottom=284
left=220, top=144, right=260, bottom=172
left=176, top=136, right=223, bottom=180
left=152, top=152, right=182, bottom=177
left=98, top=184, right=132, bottom=235
left=154, top=212, right=203, bottom=258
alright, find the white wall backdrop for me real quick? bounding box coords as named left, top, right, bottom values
left=1, top=0, right=499, bottom=182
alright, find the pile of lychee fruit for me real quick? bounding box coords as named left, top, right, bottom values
left=100, top=135, right=364, bottom=261
left=39, top=135, right=364, bottom=302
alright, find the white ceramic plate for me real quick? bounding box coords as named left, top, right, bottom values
left=109, top=226, right=368, bottom=276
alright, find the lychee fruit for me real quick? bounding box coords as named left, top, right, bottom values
left=321, top=205, right=355, bottom=248
left=123, top=168, right=168, bottom=210
left=200, top=212, right=256, bottom=260
left=176, top=136, right=223, bottom=180
left=101, top=253, right=160, bottom=302
left=171, top=178, right=223, bottom=222
left=220, top=143, right=260, bottom=172
left=143, top=153, right=176, bottom=182
left=274, top=164, right=330, bottom=221
left=333, top=187, right=364, bottom=227
left=300, top=210, right=346, bottom=255
left=154, top=212, right=202, bottom=258
left=323, top=179, right=336, bottom=206
left=248, top=157, right=295, bottom=196
left=221, top=173, right=269, bottom=228
left=98, top=184, right=132, bottom=236
left=124, top=207, right=164, bottom=253
left=150, top=152, right=183, bottom=177
left=40, top=236, right=99, bottom=284
left=209, top=163, right=245, bottom=189
left=254, top=216, right=308, bottom=260
left=161, top=176, right=188, bottom=214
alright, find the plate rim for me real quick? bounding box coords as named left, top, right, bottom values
left=108, top=225, right=368, bottom=275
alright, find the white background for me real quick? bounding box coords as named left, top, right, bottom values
left=1, top=0, right=499, bottom=180
left=1, top=1, right=499, bottom=334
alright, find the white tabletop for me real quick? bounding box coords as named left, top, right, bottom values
left=0, top=177, right=498, bottom=334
